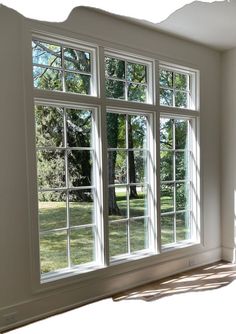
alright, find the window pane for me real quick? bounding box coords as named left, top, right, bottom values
left=33, top=66, right=62, bottom=91
left=69, top=190, right=94, bottom=227
left=161, top=184, right=174, bottom=213
left=108, top=151, right=127, bottom=184
left=40, top=230, right=68, bottom=274
left=105, top=79, right=125, bottom=99
left=105, top=56, right=125, bottom=79
left=68, top=150, right=93, bottom=187
left=38, top=191, right=67, bottom=231
left=159, top=70, right=173, bottom=88
left=37, top=150, right=65, bottom=189
left=130, top=150, right=146, bottom=183
left=70, top=227, right=95, bottom=265
left=161, top=215, right=174, bottom=245
left=160, top=151, right=173, bottom=181
left=65, top=72, right=90, bottom=95
left=160, top=118, right=173, bottom=150
left=127, top=62, right=147, bottom=83
left=35, top=105, right=64, bottom=147
left=67, top=109, right=92, bottom=148
left=108, top=186, right=128, bottom=221
left=109, top=221, right=128, bottom=257
left=32, top=40, right=61, bottom=67
left=175, top=91, right=188, bottom=108
left=128, top=115, right=147, bottom=149
left=128, top=83, right=147, bottom=102
left=107, top=113, right=126, bottom=149
left=176, top=182, right=189, bottom=211
left=130, top=218, right=148, bottom=252
left=160, top=88, right=173, bottom=106
left=176, top=152, right=188, bottom=180
left=175, top=120, right=188, bottom=149
left=129, top=186, right=147, bottom=218
left=174, top=73, right=188, bottom=90
left=64, top=48, right=91, bottom=72
left=176, top=212, right=190, bottom=241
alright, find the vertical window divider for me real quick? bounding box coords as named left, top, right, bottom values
left=126, top=114, right=131, bottom=254
left=173, top=120, right=177, bottom=243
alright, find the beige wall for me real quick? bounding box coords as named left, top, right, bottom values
left=0, top=5, right=221, bottom=331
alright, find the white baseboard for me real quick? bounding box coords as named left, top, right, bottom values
left=222, top=246, right=236, bottom=263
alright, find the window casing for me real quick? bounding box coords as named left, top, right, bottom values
left=31, top=33, right=200, bottom=282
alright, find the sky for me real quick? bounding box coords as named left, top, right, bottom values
left=0, top=0, right=226, bottom=22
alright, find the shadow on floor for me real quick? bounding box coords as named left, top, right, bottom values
left=113, top=261, right=236, bottom=302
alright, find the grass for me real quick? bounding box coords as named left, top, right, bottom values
left=39, top=194, right=189, bottom=274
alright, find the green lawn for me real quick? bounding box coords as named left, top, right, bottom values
left=39, top=194, right=189, bottom=274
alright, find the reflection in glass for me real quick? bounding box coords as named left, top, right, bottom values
left=70, top=227, right=95, bottom=265
left=109, top=221, right=128, bottom=257
left=40, top=230, right=68, bottom=274
left=35, top=105, right=64, bottom=147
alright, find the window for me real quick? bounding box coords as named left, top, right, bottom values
left=31, top=34, right=199, bottom=281
left=105, top=53, right=152, bottom=103
left=32, top=39, right=97, bottom=95
left=159, top=66, right=196, bottom=109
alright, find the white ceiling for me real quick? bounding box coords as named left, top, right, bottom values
left=157, top=0, right=236, bottom=50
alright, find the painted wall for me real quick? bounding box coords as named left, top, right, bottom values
left=0, top=5, right=221, bottom=331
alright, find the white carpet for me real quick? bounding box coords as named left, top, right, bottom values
left=8, top=279, right=236, bottom=334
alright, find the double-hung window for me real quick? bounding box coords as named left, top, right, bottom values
left=31, top=34, right=199, bottom=282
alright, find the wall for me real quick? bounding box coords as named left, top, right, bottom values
left=0, top=5, right=221, bottom=331
left=221, top=49, right=236, bottom=262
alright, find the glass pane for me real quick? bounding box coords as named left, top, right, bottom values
left=70, top=227, right=95, bottom=265
left=35, top=105, right=64, bottom=147
left=32, top=40, right=61, bottom=67
left=160, top=88, right=173, bottom=106
left=128, top=83, right=147, bottom=102
left=33, top=66, right=62, bottom=91
left=107, top=113, right=126, bottom=149
left=176, top=212, right=190, bottom=241
left=175, top=120, right=188, bottom=149
left=130, top=218, right=148, bottom=252
left=129, top=186, right=147, bottom=218
left=160, top=151, right=173, bottom=181
left=161, top=183, right=174, bottom=213
left=105, top=56, right=125, bottom=79
left=40, top=230, right=68, bottom=274
left=160, top=118, right=173, bottom=150
left=175, top=91, right=188, bottom=108
left=176, top=182, right=189, bottom=211
left=67, top=109, right=92, bottom=148
left=65, top=72, right=90, bottom=95
left=174, top=73, right=188, bottom=90
left=38, top=191, right=67, bottom=231
left=68, top=150, right=93, bottom=187
left=69, top=190, right=94, bottom=227
left=108, top=151, right=127, bottom=184
left=37, top=150, right=65, bottom=189
left=128, top=115, right=147, bottom=149
left=161, top=215, right=174, bottom=245
left=176, top=152, right=188, bottom=180
left=64, top=48, right=91, bottom=72
left=129, top=150, right=146, bottom=183
left=159, top=70, right=173, bottom=88
left=127, top=62, right=147, bottom=83
left=109, top=221, right=128, bottom=257
left=105, top=79, right=125, bottom=99
left=108, top=186, right=128, bottom=221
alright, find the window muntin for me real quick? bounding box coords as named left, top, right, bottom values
left=159, top=67, right=194, bottom=109
left=32, top=40, right=95, bottom=96
left=107, top=110, right=152, bottom=259
left=35, top=104, right=100, bottom=275
left=105, top=55, right=151, bottom=103
left=160, top=117, right=195, bottom=246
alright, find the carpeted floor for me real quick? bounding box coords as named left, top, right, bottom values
left=7, top=261, right=236, bottom=334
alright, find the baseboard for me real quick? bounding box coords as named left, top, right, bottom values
left=222, top=246, right=236, bottom=263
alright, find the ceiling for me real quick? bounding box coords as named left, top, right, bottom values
left=156, top=0, right=236, bottom=50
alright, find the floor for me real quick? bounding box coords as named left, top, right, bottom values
left=7, top=261, right=236, bottom=334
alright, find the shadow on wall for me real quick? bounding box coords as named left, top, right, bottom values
left=113, top=262, right=236, bottom=302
